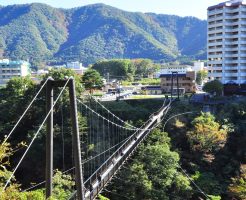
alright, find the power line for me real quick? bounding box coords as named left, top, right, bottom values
left=3, top=77, right=71, bottom=191
left=2, top=77, right=51, bottom=144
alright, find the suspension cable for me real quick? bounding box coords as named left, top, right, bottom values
left=3, top=78, right=71, bottom=191
left=178, top=165, right=211, bottom=199
left=86, top=95, right=137, bottom=129
left=2, top=77, right=51, bottom=144
left=77, top=99, right=137, bottom=131
left=77, top=99, right=157, bottom=131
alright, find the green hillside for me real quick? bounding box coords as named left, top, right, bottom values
left=0, top=3, right=207, bottom=65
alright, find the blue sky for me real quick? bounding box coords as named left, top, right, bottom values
left=0, top=0, right=225, bottom=19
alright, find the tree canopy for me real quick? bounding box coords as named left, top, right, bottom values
left=81, top=69, right=103, bottom=93
left=187, top=112, right=227, bottom=154
left=203, top=80, right=223, bottom=96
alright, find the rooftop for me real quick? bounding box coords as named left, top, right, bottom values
left=0, top=59, right=29, bottom=65
left=208, top=0, right=246, bottom=11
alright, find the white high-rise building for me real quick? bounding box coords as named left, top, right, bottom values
left=208, top=0, right=246, bottom=85
left=0, top=59, right=31, bottom=85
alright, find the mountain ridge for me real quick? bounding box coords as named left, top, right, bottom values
left=0, top=3, right=207, bottom=65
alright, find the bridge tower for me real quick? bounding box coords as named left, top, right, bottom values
left=45, top=78, right=85, bottom=200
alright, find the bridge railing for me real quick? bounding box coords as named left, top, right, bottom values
left=70, top=99, right=171, bottom=199
left=83, top=101, right=171, bottom=199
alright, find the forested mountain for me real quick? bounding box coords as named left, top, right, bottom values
left=0, top=3, right=207, bottom=65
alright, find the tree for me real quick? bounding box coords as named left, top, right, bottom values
left=0, top=76, right=35, bottom=100
left=107, top=129, right=192, bottom=200
left=187, top=112, right=227, bottom=154
left=81, top=69, right=103, bottom=93
left=196, top=70, right=208, bottom=85
left=203, top=80, right=223, bottom=96
left=43, top=67, right=84, bottom=94
left=92, top=59, right=135, bottom=81
left=132, top=59, right=160, bottom=78
left=228, top=165, right=246, bottom=200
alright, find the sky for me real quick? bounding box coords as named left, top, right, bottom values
left=0, top=0, right=226, bottom=19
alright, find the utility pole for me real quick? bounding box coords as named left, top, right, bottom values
left=171, top=72, right=174, bottom=99
left=176, top=72, right=180, bottom=100
left=171, top=72, right=179, bottom=100
left=45, top=78, right=85, bottom=200
left=107, top=72, right=109, bottom=84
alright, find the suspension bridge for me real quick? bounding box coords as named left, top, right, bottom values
left=1, top=77, right=210, bottom=200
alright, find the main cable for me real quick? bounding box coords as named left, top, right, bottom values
left=2, top=77, right=71, bottom=191
left=87, top=95, right=137, bottom=129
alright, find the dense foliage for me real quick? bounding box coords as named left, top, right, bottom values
left=92, top=59, right=160, bottom=81
left=104, top=129, right=192, bottom=200
left=0, top=3, right=207, bottom=65
left=203, top=80, right=223, bottom=96
left=196, top=70, right=208, bottom=85
left=187, top=112, right=227, bottom=153
left=81, top=69, right=103, bottom=93
left=0, top=71, right=245, bottom=199
left=164, top=100, right=246, bottom=199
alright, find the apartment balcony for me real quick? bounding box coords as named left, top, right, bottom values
left=224, top=66, right=238, bottom=70
left=208, top=35, right=223, bottom=40
left=208, top=60, right=223, bottom=65
left=224, top=47, right=239, bottom=51
left=225, top=17, right=239, bottom=22
left=224, top=60, right=239, bottom=64
left=208, top=29, right=223, bottom=34
left=208, top=22, right=224, bottom=28
left=239, top=27, right=246, bottom=31
left=225, top=41, right=239, bottom=45
left=240, top=21, right=246, bottom=26
left=225, top=36, right=239, bottom=40
left=210, top=72, right=222, bottom=77
left=208, top=16, right=223, bottom=22
left=225, top=73, right=238, bottom=77
left=225, top=8, right=240, bottom=13
left=211, top=66, right=223, bottom=71
left=239, top=40, right=246, bottom=45
left=224, top=22, right=240, bottom=26
left=239, top=66, right=246, bottom=70
left=208, top=9, right=223, bottom=15
left=209, top=41, right=223, bottom=46
left=208, top=49, right=223, bottom=53
left=240, top=46, right=246, bottom=50
left=208, top=17, right=216, bottom=23
left=239, top=72, right=246, bottom=76
left=208, top=54, right=223, bottom=59
left=225, top=53, right=239, bottom=57
left=224, top=28, right=239, bottom=33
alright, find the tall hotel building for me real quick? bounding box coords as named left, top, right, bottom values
left=208, top=0, right=246, bottom=85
